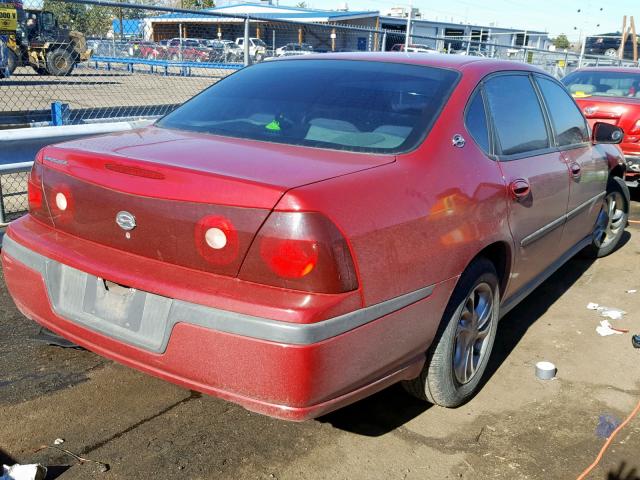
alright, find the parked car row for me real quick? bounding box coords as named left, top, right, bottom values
left=131, top=38, right=244, bottom=63
left=86, top=37, right=245, bottom=63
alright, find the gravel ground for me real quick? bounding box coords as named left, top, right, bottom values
left=0, top=192, right=639, bottom=480
left=0, top=65, right=229, bottom=113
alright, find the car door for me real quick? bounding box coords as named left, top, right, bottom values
left=534, top=75, right=608, bottom=248
left=482, top=73, right=572, bottom=298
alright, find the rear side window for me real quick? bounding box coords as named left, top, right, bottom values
left=465, top=91, right=490, bottom=153
left=536, top=77, right=589, bottom=147
left=484, top=75, right=550, bottom=156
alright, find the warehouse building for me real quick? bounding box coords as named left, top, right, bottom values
left=142, top=2, right=549, bottom=53
left=144, top=3, right=381, bottom=53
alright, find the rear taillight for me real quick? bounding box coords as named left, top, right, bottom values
left=239, top=212, right=358, bottom=294
left=27, top=157, right=53, bottom=226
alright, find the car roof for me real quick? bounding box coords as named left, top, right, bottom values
left=272, top=52, right=547, bottom=74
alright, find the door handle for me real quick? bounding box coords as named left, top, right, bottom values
left=509, top=179, right=531, bottom=200
left=569, top=162, right=582, bottom=179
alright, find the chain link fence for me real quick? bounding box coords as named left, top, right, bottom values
left=2, top=0, right=639, bottom=130
left=0, top=169, right=28, bottom=224
left=0, top=0, right=387, bottom=129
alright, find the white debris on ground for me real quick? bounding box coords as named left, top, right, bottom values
left=0, top=464, right=47, bottom=480
left=587, top=303, right=631, bottom=335
left=600, top=308, right=627, bottom=321
left=596, top=320, right=626, bottom=337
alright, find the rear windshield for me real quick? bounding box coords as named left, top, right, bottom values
left=157, top=59, right=460, bottom=153
left=562, top=70, right=640, bottom=99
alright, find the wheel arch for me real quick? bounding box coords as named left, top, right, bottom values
left=472, top=241, right=512, bottom=299
left=610, top=163, right=626, bottom=180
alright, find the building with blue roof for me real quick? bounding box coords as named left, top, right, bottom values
left=140, top=1, right=548, bottom=53
left=143, top=3, right=381, bottom=53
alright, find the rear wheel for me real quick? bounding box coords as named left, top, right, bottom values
left=403, top=258, right=499, bottom=407
left=604, top=48, right=619, bottom=57
left=46, top=48, right=75, bottom=76
left=583, top=176, right=629, bottom=258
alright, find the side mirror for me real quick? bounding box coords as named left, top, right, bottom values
left=592, top=122, right=624, bottom=145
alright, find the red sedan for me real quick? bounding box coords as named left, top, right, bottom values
left=2, top=54, right=630, bottom=420
left=562, top=67, right=640, bottom=188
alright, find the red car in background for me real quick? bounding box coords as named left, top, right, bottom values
left=163, top=38, right=211, bottom=62
left=563, top=67, right=640, bottom=187
left=2, top=54, right=630, bottom=421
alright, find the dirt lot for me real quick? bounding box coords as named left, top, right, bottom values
left=0, top=65, right=226, bottom=113
left=1, top=194, right=639, bottom=480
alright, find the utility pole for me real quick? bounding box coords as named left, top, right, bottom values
left=404, top=3, right=412, bottom=49
left=118, top=0, right=124, bottom=41
left=631, top=16, right=637, bottom=62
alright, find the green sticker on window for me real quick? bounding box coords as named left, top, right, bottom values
left=265, top=119, right=281, bottom=131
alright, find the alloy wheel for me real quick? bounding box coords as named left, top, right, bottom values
left=452, top=282, right=494, bottom=385
left=594, top=191, right=625, bottom=249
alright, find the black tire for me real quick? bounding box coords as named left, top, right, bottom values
left=604, top=48, right=619, bottom=57
left=403, top=258, right=500, bottom=407
left=45, top=48, right=75, bottom=76
left=582, top=176, right=630, bottom=258
left=7, top=49, right=18, bottom=74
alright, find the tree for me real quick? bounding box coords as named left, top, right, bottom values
left=552, top=34, right=571, bottom=49
left=43, top=0, right=112, bottom=37
left=180, top=0, right=215, bottom=9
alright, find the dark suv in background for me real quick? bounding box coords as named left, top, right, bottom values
left=585, top=33, right=640, bottom=59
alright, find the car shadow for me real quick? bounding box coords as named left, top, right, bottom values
left=609, top=462, right=640, bottom=480
left=0, top=448, right=16, bottom=466
left=321, top=231, right=632, bottom=436
left=0, top=448, right=71, bottom=479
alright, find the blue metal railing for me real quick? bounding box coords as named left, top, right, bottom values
left=88, top=56, right=243, bottom=77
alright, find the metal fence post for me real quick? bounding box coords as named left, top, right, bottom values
left=50, top=102, right=70, bottom=126
left=244, top=17, right=251, bottom=67
left=381, top=31, right=387, bottom=52
left=0, top=179, right=6, bottom=226
left=579, top=37, right=586, bottom=68
left=404, top=8, right=411, bottom=49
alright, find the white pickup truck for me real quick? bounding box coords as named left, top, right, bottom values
left=235, top=37, right=268, bottom=62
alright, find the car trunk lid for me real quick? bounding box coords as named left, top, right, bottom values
left=38, top=126, right=393, bottom=278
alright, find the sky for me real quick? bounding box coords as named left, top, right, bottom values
left=283, top=0, right=637, bottom=40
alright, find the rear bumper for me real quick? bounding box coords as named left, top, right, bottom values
left=2, top=228, right=453, bottom=420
